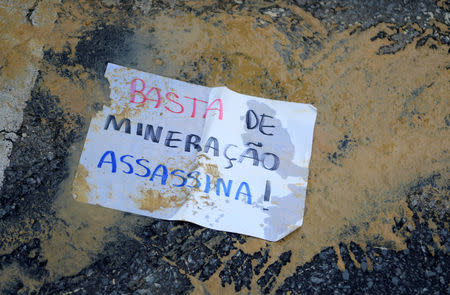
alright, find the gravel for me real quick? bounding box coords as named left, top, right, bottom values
left=294, top=0, right=450, bottom=54
left=276, top=173, right=449, bottom=294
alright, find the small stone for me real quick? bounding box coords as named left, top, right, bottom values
left=319, top=252, right=326, bottom=260
left=47, top=151, right=54, bottom=161
left=145, top=274, right=154, bottom=284
left=310, top=276, right=324, bottom=284
left=264, top=11, right=278, bottom=18
left=153, top=58, right=164, bottom=66
left=361, top=262, right=367, bottom=272
left=392, top=277, right=399, bottom=286
left=342, top=270, right=349, bottom=280
left=31, top=220, right=41, bottom=231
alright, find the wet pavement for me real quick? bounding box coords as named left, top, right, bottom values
left=0, top=0, right=449, bottom=294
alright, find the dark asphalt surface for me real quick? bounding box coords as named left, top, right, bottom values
left=0, top=0, right=449, bottom=294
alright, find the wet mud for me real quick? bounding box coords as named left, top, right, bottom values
left=0, top=0, right=448, bottom=294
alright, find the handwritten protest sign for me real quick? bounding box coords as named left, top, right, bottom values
left=72, top=63, right=317, bottom=241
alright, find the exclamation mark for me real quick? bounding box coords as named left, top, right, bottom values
left=263, top=180, right=271, bottom=211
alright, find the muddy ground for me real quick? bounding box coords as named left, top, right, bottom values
left=0, top=0, right=449, bottom=294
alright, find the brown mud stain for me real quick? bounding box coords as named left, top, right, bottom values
left=136, top=189, right=185, bottom=213
left=334, top=245, right=346, bottom=271
left=0, top=262, right=42, bottom=293
left=203, top=163, right=221, bottom=191
left=40, top=192, right=122, bottom=280
left=0, top=1, right=56, bottom=85
left=41, top=67, right=107, bottom=115
left=104, top=66, right=154, bottom=119
left=35, top=141, right=126, bottom=280
left=72, top=164, right=90, bottom=203
left=204, top=163, right=220, bottom=178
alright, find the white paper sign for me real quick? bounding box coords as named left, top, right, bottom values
left=72, top=63, right=317, bottom=241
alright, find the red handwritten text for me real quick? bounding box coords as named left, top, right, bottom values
left=130, top=78, right=223, bottom=120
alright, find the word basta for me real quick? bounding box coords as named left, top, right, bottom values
left=130, top=78, right=223, bottom=119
